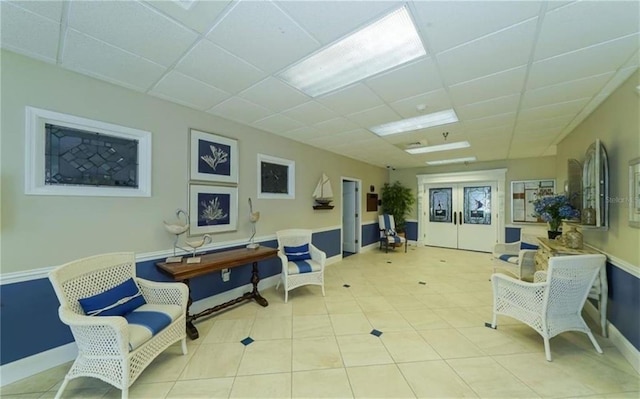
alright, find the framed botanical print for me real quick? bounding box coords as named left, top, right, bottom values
left=257, top=153, right=295, bottom=199
left=189, top=184, right=238, bottom=235
left=190, top=129, right=238, bottom=184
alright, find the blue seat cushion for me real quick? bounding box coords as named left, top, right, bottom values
left=125, top=304, right=181, bottom=351
left=78, top=278, right=146, bottom=317
left=498, top=254, right=519, bottom=264
left=287, top=259, right=322, bottom=275
left=284, top=244, right=311, bottom=261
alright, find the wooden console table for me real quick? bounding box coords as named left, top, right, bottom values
left=156, top=246, right=278, bottom=339
left=535, top=237, right=608, bottom=337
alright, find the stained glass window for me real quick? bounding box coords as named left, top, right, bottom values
left=464, top=186, right=491, bottom=225
left=45, top=123, right=139, bottom=188
left=429, top=188, right=452, bottom=223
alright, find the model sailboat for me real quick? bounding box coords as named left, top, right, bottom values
left=313, top=173, right=334, bottom=209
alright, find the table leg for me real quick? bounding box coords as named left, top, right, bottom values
left=183, top=279, right=199, bottom=340
left=251, top=261, right=269, bottom=307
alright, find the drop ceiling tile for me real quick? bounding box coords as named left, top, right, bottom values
left=276, top=126, right=321, bottom=141
left=207, top=1, right=319, bottom=73
left=149, top=71, right=230, bottom=110
left=512, top=127, right=560, bottom=140
left=521, top=72, right=614, bottom=109
left=281, top=101, right=337, bottom=125
left=251, top=114, right=304, bottom=134
left=519, top=97, right=590, bottom=121
left=239, top=77, right=309, bottom=113
left=449, top=66, right=527, bottom=106
left=144, top=0, right=232, bottom=33
left=63, top=29, right=166, bottom=92
left=1, top=2, right=60, bottom=63
left=437, top=19, right=537, bottom=85
left=527, top=34, right=640, bottom=89
left=466, top=124, right=513, bottom=140
left=346, top=105, right=401, bottom=128
left=535, top=1, right=640, bottom=61
left=365, top=58, right=443, bottom=103
left=389, top=89, right=452, bottom=118
left=276, top=1, right=402, bottom=45
left=206, top=96, right=272, bottom=124
left=176, top=39, right=266, bottom=94
left=463, top=112, right=517, bottom=132
left=317, top=84, right=384, bottom=115
left=313, top=117, right=360, bottom=135
left=6, top=0, right=63, bottom=21
left=382, top=123, right=465, bottom=146
left=68, top=1, right=197, bottom=66
left=515, top=114, right=574, bottom=132
left=456, top=94, right=521, bottom=121
left=411, top=1, right=542, bottom=53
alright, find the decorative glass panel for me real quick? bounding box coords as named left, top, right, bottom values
left=45, top=123, right=139, bottom=188
left=464, top=186, right=491, bottom=225
left=429, top=188, right=452, bottom=223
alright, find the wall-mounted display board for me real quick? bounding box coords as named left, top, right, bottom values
left=511, top=180, right=555, bottom=223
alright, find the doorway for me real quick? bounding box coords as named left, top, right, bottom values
left=341, top=177, right=361, bottom=257
left=417, top=169, right=507, bottom=253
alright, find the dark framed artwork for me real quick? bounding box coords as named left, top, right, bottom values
left=189, top=129, right=238, bottom=184
left=429, top=188, right=452, bottom=223
left=189, top=184, right=238, bottom=235
left=257, top=154, right=295, bottom=199
left=367, top=193, right=378, bottom=211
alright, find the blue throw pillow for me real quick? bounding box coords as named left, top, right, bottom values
left=284, top=244, right=311, bottom=261
left=78, top=278, right=146, bottom=317
left=520, top=242, right=539, bottom=250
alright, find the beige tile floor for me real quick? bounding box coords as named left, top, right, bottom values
left=3, top=246, right=639, bottom=398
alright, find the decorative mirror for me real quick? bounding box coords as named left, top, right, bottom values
left=566, top=159, right=582, bottom=211
left=582, top=139, right=609, bottom=229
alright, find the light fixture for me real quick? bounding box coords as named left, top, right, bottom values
left=406, top=141, right=470, bottom=154
left=426, top=157, right=477, bottom=166
left=370, top=109, right=459, bottom=136
left=278, top=6, right=425, bottom=97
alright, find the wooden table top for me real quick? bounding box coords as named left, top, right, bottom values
left=156, top=246, right=279, bottom=280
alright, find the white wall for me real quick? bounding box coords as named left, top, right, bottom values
left=0, top=50, right=387, bottom=273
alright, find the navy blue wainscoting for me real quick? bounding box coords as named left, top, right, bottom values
left=361, top=223, right=381, bottom=247
left=0, top=278, right=73, bottom=365
left=0, top=230, right=342, bottom=366
left=607, top=262, right=640, bottom=351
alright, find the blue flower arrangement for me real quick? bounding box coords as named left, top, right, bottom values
left=532, top=194, right=580, bottom=232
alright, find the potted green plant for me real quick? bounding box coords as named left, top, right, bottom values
left=381, top=181, right=415, bottom=233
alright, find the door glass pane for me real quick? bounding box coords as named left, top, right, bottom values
left=464, top=186, right=491, bottom=225
left=429, top=188, right=452, bottom=223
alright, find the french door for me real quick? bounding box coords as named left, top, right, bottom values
left=423, top=181, right=497, bottom=252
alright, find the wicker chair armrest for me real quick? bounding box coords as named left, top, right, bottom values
left=493, top=242, right=521, bottom=257
left=533, top=271, right=548, bottom=283
left=309, top=244, right=326, bottom=267
left=58, top=306, right=129, bottom=355
left=492, top=273, right=548, bottom=313
left=491, top=272, right=547, bottom=289
left=277, top=252, right=290, bottom=276
left=136, top=278, right=188, bottom=310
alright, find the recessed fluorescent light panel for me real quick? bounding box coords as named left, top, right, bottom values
left=406, top=141, right=470, bottom=154
left=426, top=157, right=477, bottom=165
left=370, top=109, right=459, bottom=136
left=278, top=6, right=425, bottom=97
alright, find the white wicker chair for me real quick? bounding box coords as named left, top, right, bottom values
left=489, top=254, right=606, bottom=361
left=492, top=241, right=537, bottom=280
left=379, top=214, right=407, bottom=253
left=48, top=252, right=188, bottom=399
left=276, top=229, right=326, bottom=303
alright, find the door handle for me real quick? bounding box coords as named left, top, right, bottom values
left=459, top=211, right=463, bottom=224
left=453, top=212, right=457, bottom=225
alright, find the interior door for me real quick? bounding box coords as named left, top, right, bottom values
left=342, top=180, right=357, bottom=253
left=424, top=182, right=497, bottom=252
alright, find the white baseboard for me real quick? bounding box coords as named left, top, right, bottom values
left=0, top=275, right=283, bottom=387
left=584, top=301, right=640, bottom=374
left=0, top=342, right=78, bottom=386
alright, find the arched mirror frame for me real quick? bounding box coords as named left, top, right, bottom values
left=582, top=139, right=609, bottom=229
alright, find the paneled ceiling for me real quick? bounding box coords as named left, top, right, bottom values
left=2, top=0, right=638, bottom=169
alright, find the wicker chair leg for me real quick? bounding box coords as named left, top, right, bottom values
left=544, top=338, right=552, bottom=361
left=121, top=387, right=129, bottom=399
left=54, top=378, right=69, bottom=399
left=404, top=240, right=407, bottom=252
left=285, top=289, right=289, bottom=303
left=181, top=338, right=188, bottom=355
left=587, top=331, right=603, bottom=354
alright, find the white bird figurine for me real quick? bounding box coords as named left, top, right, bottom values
left=247, top=198, right=260, bottom=249
left=185, top=234, right=212, bottom=258
left=163, top=209, right=189, bottom=256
